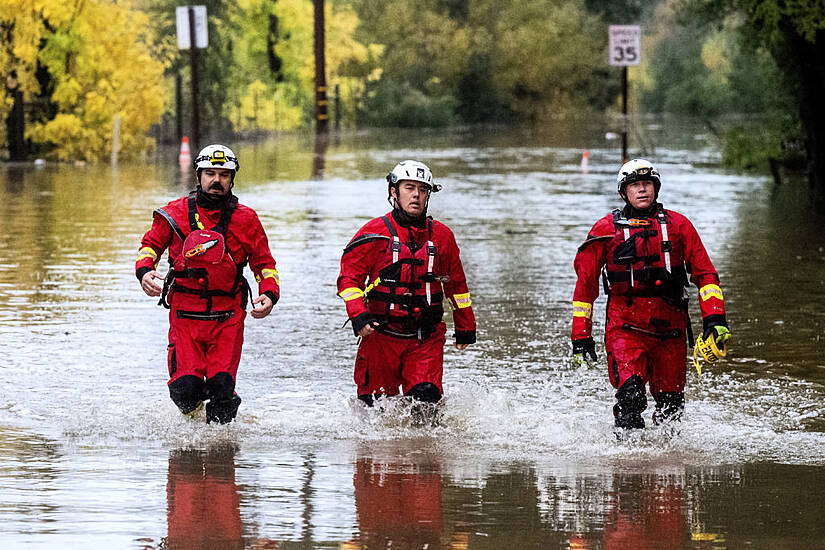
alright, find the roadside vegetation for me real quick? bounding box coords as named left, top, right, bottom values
left=2, top=0, right=823, bottom=202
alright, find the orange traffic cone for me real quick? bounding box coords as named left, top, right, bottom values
left=179, top=136, right=192, bottom=166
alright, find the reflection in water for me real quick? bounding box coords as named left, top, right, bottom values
left=602, top=474, right=688, bottom=550
left=165, top=445, right=243, bottom=550
left=351, top=453, right=443, bottom=548
left=312, top=133, right=328, bottom=180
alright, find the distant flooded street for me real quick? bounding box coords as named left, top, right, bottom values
left=1, top=122, right=824, bottom=548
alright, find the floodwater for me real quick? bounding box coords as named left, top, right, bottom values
left=1, top=122, right=824, bottom=548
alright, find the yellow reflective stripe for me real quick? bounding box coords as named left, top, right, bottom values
left=699, top=284, right=723, bottom=302
left=338, top=287, right=365, bottom=302
left=136, top=247, right=158, bottom=262
left=256, top=268, right=279, bottom=285
left=453, top=292, right=472, bottom=309
left=572, top=301, right=593, bottom=319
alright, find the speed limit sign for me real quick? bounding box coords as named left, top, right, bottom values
left=609, top=25, right=641, bottom=66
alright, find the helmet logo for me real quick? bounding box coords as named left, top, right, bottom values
left=416, top=168, right=425, bottom=179
left=389, top=173, right=398, bottom=184
left=636, top=167, right=650, bottom=176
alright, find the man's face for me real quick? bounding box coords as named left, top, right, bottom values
left=200, top=168, right=233, bottom=195
left=391, top=180, right=431, bottom=217
left=624, top=179, right=655, bottom=210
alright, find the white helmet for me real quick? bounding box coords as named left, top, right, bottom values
left=386, top=160, right=441, bottom=192
left=193, top=144, right=239, bottom=174
left=616, top=158, right=661, bottom=197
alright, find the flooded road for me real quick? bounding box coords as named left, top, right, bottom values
left=1, top=123, right=824, bottom=548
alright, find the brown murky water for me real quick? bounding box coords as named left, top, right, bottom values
left=1, top=123, right=824, bottom=548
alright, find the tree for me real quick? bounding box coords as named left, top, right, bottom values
left=1, top=0, right=168, bottom=161
left=681, top=0, right=825, bottom=204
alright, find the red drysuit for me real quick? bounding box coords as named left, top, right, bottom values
left=572, top=204, right=725, bottom=394
left=337, top=211, right=476, bottom=398
left=136, top=191, right=279, bottom=386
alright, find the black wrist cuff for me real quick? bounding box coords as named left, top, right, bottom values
left=572, top=337, right=594, bottom=354
left=136, top=266, right=152, bottom=283
left=263, top=290, right=279, bottom=306
left=351, top=312, right=375, bottom=337
left=455, top=330, right=476, bottom=345
left=702, top=314, right=727, bottom=332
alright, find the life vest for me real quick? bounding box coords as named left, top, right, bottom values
left=602, top=205, right=688, bottom=304
left=363, top=215, right=445, bottom=336
left=156, top=191, right=250, bottom=321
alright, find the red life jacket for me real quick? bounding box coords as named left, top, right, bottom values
left=363, top=215, right=445, bottom=336
left=603, top=206, right=689, bottom=304
left=156, top=191, right=249, bottom=321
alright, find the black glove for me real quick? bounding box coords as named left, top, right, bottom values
left=702, top=314, right=728, bottom=339
left=572, top=337, right=597, bottom=362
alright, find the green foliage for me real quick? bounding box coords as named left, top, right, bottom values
left=722, top=125, right=783, bottom=171
left=353, top=0, right=608, bottom=125
left=361, top=80, right=457, bottom=127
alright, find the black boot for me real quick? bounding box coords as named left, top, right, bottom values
left=206, top=394, right=242, bottom=424
left=653, top=391, right=684, bottom=425
left=613, top=375, right=647, bottom=431
left=205, top=372, right=241, bottom=424
left=404, top=382, right=442, bottom=403
left=168, top=375, right=206, bottom=415
left=405, top=382, right=442, bottom=426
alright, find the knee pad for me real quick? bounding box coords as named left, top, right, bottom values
left=168, top=375, right=206, bottom=415
left=405, top=382, right=442, bottom=404
left=206, top=394, right=242, bottom=424
left=614, top=375, right=647, bottom=429
left=653, top=391, right=684, bottom=425
left=205, top=372, right=236, bottom=402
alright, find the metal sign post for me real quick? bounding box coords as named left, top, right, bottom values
left=609, top=25, right=641, bottom=162
left=176, top=6, right=208, bottom=151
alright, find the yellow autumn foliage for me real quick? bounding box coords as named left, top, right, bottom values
left=230, top=0, right=375, bottom=130
left=1, top=0, right=167, bottom=161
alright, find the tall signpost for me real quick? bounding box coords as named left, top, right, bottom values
left=176, top=6, right=208, bottom=151
left=313, top=0, right=328, bottom=134
left=608, top=25, right=641, bottom=162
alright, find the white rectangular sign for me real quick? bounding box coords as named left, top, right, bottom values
left=609, top=25, right=641, bottom=66
left=176, top=6, right=208, bottom=49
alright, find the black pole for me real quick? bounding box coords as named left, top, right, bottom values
left=621, top=65, right=628, bottom=162
left=313, top=0, right=328, bottom=134
left=188, top=7, right=201, bottom=149
left=334, top=84, right=340, bottom=131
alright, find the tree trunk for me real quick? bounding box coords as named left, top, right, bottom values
left=782, top=25, right=825, bottom=207
left=6, top=85, right=26, bottom=161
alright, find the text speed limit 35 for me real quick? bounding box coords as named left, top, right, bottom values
left=609, top=25, right=641, bottom=67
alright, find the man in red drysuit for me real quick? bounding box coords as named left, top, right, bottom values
left=337, top=160, right=476, bottom=406
left=571, top=159, right=730, bottom=431
left=136, top=144, right=279, bottom=423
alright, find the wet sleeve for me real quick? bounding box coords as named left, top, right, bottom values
left=571, top=218, right=610, bottom=340
left=443, top=230, right=476, bottom=344
left=681, top=217, right=725, bottom=320
left=337, top=227, right=378, bottom=333
left=135, top=212, right=173, bottom=282
left=245, top=212, right=280, bottom=302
